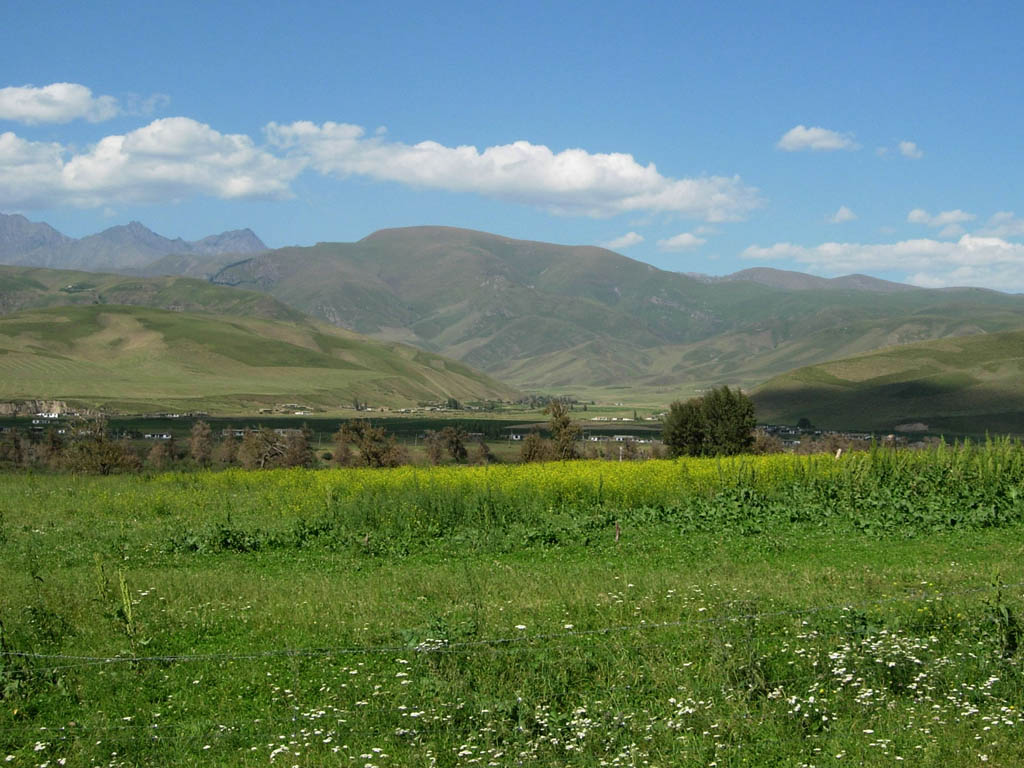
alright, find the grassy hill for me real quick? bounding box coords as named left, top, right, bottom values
left=0, top=264, right=304, bottom=322
left=161, top=226, right=1024, bottom=396
left=752, top=330, right=1024, bottom=434
left=0, top=305, right=519, bottom=413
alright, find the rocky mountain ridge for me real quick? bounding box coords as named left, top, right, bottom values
left=0, top=213, right=266, bottom=272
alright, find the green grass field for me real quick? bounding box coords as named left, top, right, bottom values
left=0, top=305, right=518, bottom=413
left=3, top=445, right=1024, bottom=766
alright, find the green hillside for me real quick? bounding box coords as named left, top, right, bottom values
left=164, top=226, right=1024, bottom=395
left=752, top=330, right=1024, bottom=434
left=0, top=264, right=303, bottom=322
left=0, top=305, right=519, bottom=413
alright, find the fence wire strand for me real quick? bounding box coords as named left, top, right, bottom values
left=3, top=578, right=1021, bottom=670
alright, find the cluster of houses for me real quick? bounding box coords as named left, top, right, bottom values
left=760, top=424, right=881, bottom=448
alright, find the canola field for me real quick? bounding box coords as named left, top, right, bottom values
left=3, top=442, right=1024, bottom=766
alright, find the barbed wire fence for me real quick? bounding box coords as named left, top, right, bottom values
left=1, top=578, right=1021, bottom=746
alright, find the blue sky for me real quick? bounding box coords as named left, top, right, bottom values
left=3, top=0, right=1023, bottom=289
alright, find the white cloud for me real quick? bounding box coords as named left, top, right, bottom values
left=898, top=140, right=924, bottom=159
left=0, top=118, right=299, bottom=208
left=0, top=113, right=762, bottom=220
left=776, top=125, right=859, bottom=152
left=267, top=121, right=761, bottom=220
left=742, top=234, right=1024, bottom=290
left=979, top=211, right=1024, bottom=239
left=0, top=131, right=67, bottom=207
left=830, top=205, right=857, bottom=223
left=656, top=232, right=706, bottom=251
left=906, top=208, right=975, bottom=238
left=601, top=231, right=644, bottom=249
left=0, top=82, right=119, bottom=124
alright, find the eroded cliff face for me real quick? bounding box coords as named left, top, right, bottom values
left=0, top=400, right=72, bottom=416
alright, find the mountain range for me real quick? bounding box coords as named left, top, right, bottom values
left=3, top=214, right=1024, bottom=429
left=137, top=225, right=1024, bottom=395
left=0, top=213, right=266, bottom=273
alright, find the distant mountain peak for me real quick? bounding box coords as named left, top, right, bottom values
left=0, top=212, right=266, bottom=272
left=0, top=213, right=72, bottom=261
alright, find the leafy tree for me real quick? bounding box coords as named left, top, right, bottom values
left=189, top=420, right=213, bottom=466
left=662, top=386, right=755, bottom=457
left=662, top=399, right=706, bottom=457
left=701, top=385, right=756, bottom=455
left=333, top=420, right=407, bottom=468
left=545, top=400, right=581, bottom=460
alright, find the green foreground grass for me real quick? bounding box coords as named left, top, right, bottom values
left=3, top=446, right=1024, bottom=766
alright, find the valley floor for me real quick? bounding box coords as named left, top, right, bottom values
left=3, top=449, right=1024, bottom=766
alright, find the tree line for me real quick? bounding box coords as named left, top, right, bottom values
left=0, top=386, right=779, bottom=474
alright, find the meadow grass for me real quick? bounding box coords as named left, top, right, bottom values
left=2, top=443, right=1024, bottom=766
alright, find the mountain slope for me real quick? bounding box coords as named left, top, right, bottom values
left=0, top=305, right=518, bottom=413
left=186, top=226, right=1024, bottom=393
left=0, top=265, right=304, bottom=322
left=752, top=330, right=1024, bottom=434
left=690, top=267, right=919, bottom=293
left=0, top=213, right=266, bottom=272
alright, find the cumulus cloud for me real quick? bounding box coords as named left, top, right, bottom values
left=0, top=82, right=119, bottom=124
left=0, top=131, right=67, bottom=206
left=743, top=234, right=1024, bottom=291
left=0, top=111, right=761, bottom=219
left=979, top=211, right=1024, bottom=239
left=0, top=118, right=299, bottom=208
left=656, top=232, right=706, bottom=251
left=907, top=208, right=975, bottom=238
left=899, top=140, right=924, bottom=159
left=601, top=231, right=644, bottom=250
left=830, top=205, right=857, bottom=223
left=776, top=125, right=859, bottom=152
left=266, top=121, right=761, bottom=220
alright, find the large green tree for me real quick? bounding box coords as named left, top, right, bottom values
left=663, top=385, right=755, bottom=457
